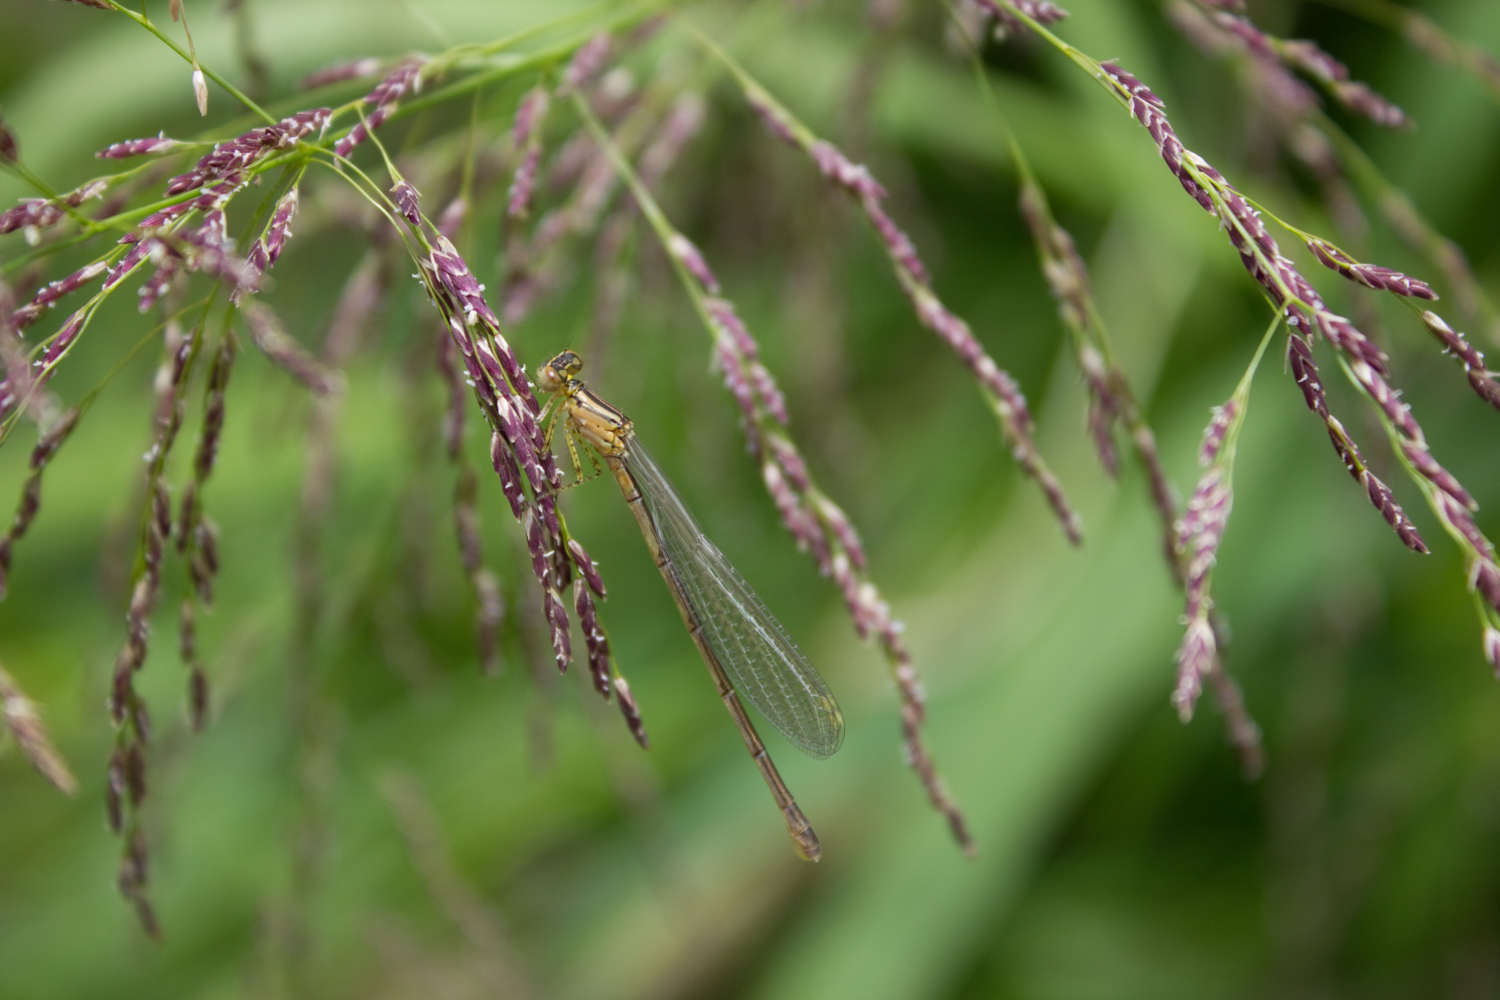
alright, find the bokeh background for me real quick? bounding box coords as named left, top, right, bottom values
left=3, top=0, right=1500, bottom=997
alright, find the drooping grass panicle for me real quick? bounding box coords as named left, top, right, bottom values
left=1314, top=0, right=1500, bottom=107
left=1180, top=0, right=1408, bottom=127
left=436, top=323, right=506, bottom=676
left=173, top=331, right=236, bottom=732
left=1284, top=332, right=1426, bottom=552
left=508, top=86, right=551, bottom=220
left=971, top=0, right=1070, bottom=39
left=573, top=92, right=974, bottom=853
left=103, top=309, right=221, bottom=939
left=1171, top=320, right=1275, bottom=778
left=0, top=408, right=79, bottom=601
left=0, top=662, right=77, bottom=795
left=9, top=261, right=108, bottom=332
left=557, top=32, right=611, bottom=97
left=378, top=82, right=651, bottom=712
left=1019, top=18, right=1500, bottom=664
left=244, top=185, right=301, bottom=288
left=1315, top=119, right=1500, bottom=346
left=1084, top=57, right=1450, bottom=544
left=1013, top=173, right=1234, bottom=672
left=1421, top=311, right=1500, bottom=413
left=993, top=0, right=1500, bottom=722
left=1332, top=351, right=1500, bottom=659
left=1302, top=235, right=1435, bottom=300
left=97, top=134, right=180, bottom=160
left=241, top=300, right=342, bottom=396
left=1, top=177, right=112, bottom=244
left=406, top=193, right=581, bottom=674
left=333, top=59, right=425, bottom=159
left=501, top=44, right=682, bottom=329
left=949, top=14, right=1183, bottom=580
left=1165, top=1, right=1500, bottom=347
left=703, top=29, right=1082, bottom=546
left=299, top=57, right=382, bottom=92
left=565, top=536, right=615, bottom=703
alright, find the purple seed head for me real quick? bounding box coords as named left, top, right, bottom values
left=767, top=435, right=810, bottom=491
left=390, top=180, right=421, bottom=226
left=975, top=0, right=1068, bottom=26
left=613, top=676, right=649, bottom=749
left=11, top=261, right=107, bottom=330
left=0, top=199, right=66, bottom=238
left=667, top=233, right=720, bottom=293
left=96, top=134, right=179, bottom=160
left=746, top=89, right=799, bottom=147
left=809, top=140, right=888, bottom=202
left=300, top=57, right=381, bottom=90
left=816, top=495, right=867, bottom=572
left=334, top=61, right=422, bottom=158
left=639, top=93, right=706, bottom=188
left=508, top=146, right=541, bottom=219
left=1198, top=400, right=1238, bottom=467
left=704, top=297, right=759, bottom=359
left=1332, top=81, right=1408, bottom=128
left=567, top=537, right=606, bottom=598
left=265, top=188, right=299, bottom=265
left=1171, top=617, right=1218, bottom=721
left=512, top=86, right=549, bottom=149
left=562, top=33, right=611, bottom=94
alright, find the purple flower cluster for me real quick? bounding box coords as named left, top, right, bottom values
left=1100, top=60, right=1455, bottom=558
left=508, top=87, right=550, bottom=219
left=1, top=178, right=109, bottom=239
left=662, top=203, right=970, bottom=849
left=1199, top=6, right=1408, bottom=127
left=705, top=297, right=787, bottom=427
left=10, top=261, right=106, bottom=330
left=335, top=60, right=422, bottom=158
left=1172, top=465, right=1231, bottom=719
left=0, top=408, right=78, bottom=600
left=245, top=187, right=300, bottom=289
left=0, top=664, right=76, bottom=795
left=162, top=108, right=328, bottom=203
left=1306, top=238, right=1436, bottom=298
left=568, top=538, right=615, bottom=703
left=1423, top=311, right=1500, bottom=412
left=241, top=301, right=341, bottom=396
left=96, top=134, right=178, bottom=160
left=421, top=233, right=575, bottom=671
left=299, top=57, right=381, bottom=91
left=436, top=329, right=505, bottom=677
left=759, top=120, right=1082, bottom=545
left=973, top=0, right=1070, bottom=34
left=559, top=33, right=610, bottom=95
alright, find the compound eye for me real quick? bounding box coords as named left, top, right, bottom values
left=537, top=358, right=565, bottom=392
left=558, top=351, right=583, bottom=377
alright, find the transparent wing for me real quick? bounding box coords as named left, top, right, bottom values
left=626, top=441, right=845, bottom=759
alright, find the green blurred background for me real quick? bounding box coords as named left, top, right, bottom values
left=2, top=0, right=1500, bottom=997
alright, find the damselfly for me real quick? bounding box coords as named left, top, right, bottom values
left=537, top=350, right=844, bottom=861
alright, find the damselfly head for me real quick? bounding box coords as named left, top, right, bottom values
left=537, top=350, right=584, bottom=392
